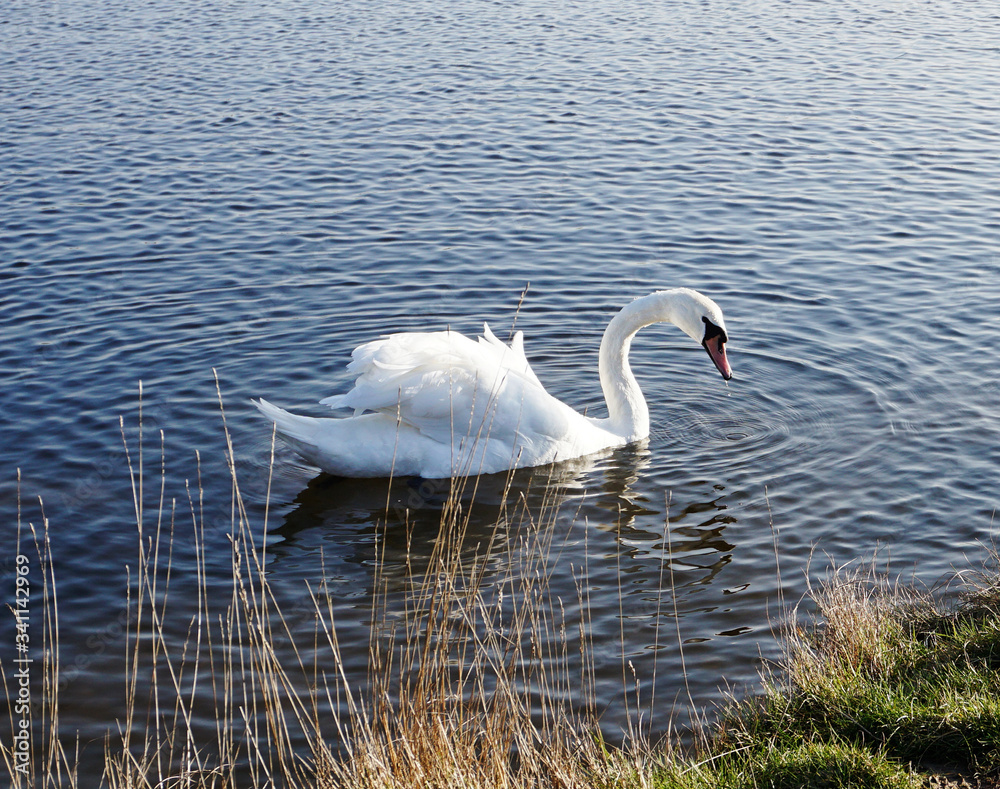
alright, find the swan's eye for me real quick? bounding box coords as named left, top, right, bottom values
left=701, top=316, right=728, bottom=345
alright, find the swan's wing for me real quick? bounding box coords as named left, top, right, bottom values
left=319, top=326, right=567, bottom=445
left=479, top=324, right=544, bottom=388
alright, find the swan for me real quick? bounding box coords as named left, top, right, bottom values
left=254, top=288, right=732, bottom=479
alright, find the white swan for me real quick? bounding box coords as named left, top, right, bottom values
left=254, top=288, right=732, bottom=479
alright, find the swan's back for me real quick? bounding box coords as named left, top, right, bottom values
left=319, top=326, right=559, bottom=445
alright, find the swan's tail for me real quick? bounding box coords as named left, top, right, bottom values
left=253, top=398, right=324, bottom=463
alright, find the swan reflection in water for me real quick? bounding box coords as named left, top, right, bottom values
left=263, top=441, right=737, bottom=598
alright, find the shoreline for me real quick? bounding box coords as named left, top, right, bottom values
left=3, top=425, right=997, bottom=788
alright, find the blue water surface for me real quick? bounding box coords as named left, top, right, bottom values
left=2, top=0, right=1000, bottom=777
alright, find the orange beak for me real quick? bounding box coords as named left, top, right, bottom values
left=703, top=335, right=732, bottom=380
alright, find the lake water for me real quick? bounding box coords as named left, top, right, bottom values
left=3, top=0, right=1000, bottom=779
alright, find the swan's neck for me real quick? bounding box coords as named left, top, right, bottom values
left=598, top=291, right=689, bottom=441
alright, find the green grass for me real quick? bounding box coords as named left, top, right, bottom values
left=654, top=740, right=922, bottom=789
left=667, top=560, right=1000, bottom=789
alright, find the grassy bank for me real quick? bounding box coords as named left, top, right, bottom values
left=3, top=399, right=998, bottom=788
left=659, top=557, right=1000, bottom=789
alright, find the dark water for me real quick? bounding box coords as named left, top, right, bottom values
left=3, top=0, right=1000, bottom=777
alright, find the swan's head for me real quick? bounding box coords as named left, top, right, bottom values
left=669, top=289, right=733, bottom=381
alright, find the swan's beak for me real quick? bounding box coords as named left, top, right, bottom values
left=703, top=336, right=733, bottom=380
